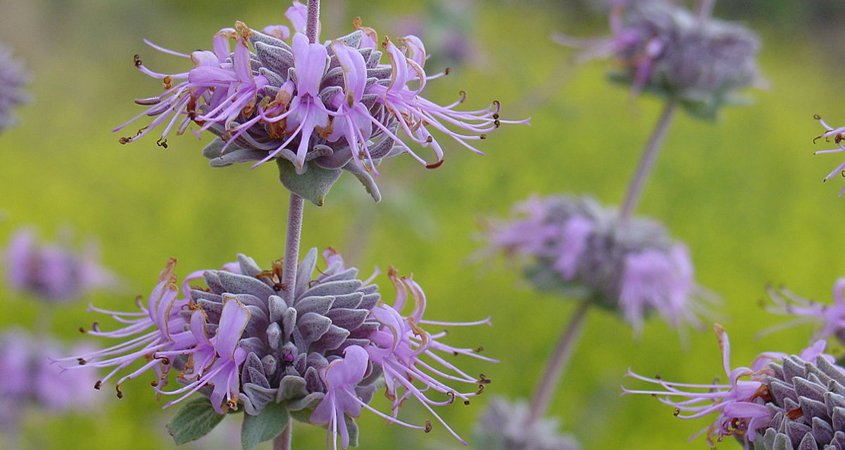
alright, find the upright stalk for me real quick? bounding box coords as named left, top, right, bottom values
left=281, top=193, right=305, bottom=304
left=697, top=0, right=716, bottom=19
left=306, top=0, right=321, bottom=43
left=618, top=99, right=677, bottom=221
left=273, top=424, right=293, bottom=450
left=526, top=298, right=591, bottom=424
left=275, top=3, right=320, bottom=450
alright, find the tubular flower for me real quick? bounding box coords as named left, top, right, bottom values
left=0, top=330, right=99, bottom=432
left=5, top=227, right=118, bottom=304
left=116, top=2, right=525, bottom=202
left=63, top=249, right=492, bottom=448
left=0, top=42, right=28, bottom=132
left=365, top=268, right=496, bottom=444
left=624, top=325, right=842, bottom=449
left=810, top=114, right=845, bottom=195
left=556, top=0, right=761, bottom=119
left=767, top=278, right=845, bottom=346
left=486, top=195, right=706, bottom=333
left=58, top=258, right=197, bottom=397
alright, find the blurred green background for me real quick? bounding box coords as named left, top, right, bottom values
left=2, top=0, right=845, bottom=448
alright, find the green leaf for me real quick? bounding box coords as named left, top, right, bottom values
left=166, top=397, right=226, bottom=445
left=276, top=159, right=342, bottom=206
left=241, top=402, right=290, bottom=450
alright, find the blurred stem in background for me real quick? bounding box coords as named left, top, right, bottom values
left=618, top=99, right=678, bottom=222
left=526, top=297, right=590, bottom=424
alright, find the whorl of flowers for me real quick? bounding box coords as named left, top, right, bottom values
left=116, top=1, right=524, bottom=204
left=810, top=115, right=845, bottom=195
left=0, top=330, right=99, bottom=431
left=473, top=397, right=580, bottom=450
left=767, top=279, right=845, bottom=347
left=61, top=248, right=493, bottom=448
left=5, top=227, right=118, bottom=303
left=0, top=42, right=28, bottom=132
left=624, top=325, right=838, bottom=449
left=557, top=0, right=760, bottom=119
left=486, top=195, right=703, bottom=333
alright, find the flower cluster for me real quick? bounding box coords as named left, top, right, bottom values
left=557, top=0, right=760, bottom=118
left=486, top=195, right=703, bottom=333
left=0, top=42, right=28, bottom=132
left=811, top=114, right=845, bottom=195
left=473, top=397, right=580, bottom=450
left=62, top=248, right=492, bottom=448
left=5, top=228, right=117, bottom=303
left=767, top=279, right=845, bottom=347
left=625, top=325, right=845, bottom=449
left=0, top=329, right=99, bottom=432
left=116, top=1, right=522, bottom=203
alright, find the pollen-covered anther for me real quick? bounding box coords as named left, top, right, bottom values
left=133, top=54, right=142, bottom=67
left=115, top=385, right=123, bottom=399
left=234, top=21, right=252, bottom=40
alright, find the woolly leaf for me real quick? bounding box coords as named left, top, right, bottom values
left=277, top=159, right=341, bottom=206
left=241, top=402, right=290, bottom=450
left=166, top=397, right=226, bottom=445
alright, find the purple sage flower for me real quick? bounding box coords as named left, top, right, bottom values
left=556, top=0, right=761, bottom=119
left=0, top=42, right=28, bottom=132
left=767, top=278, right=845, bottom=346
left=0, top=330, right=99, bottom=433
left=473, top=397, right=580, bottom=450
left=63, top=248, right=493, bottom=448
left=5, top=227, right=118, bottom=303
left=809, top=114, right=845, bottom=195
left=115, top=2, right=525, bottom=203
left=486, top=195, right=706, bottom=333
left=625, top=325, right=845, bottom=449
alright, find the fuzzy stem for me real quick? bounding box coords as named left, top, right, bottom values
left=526, top=298, right=591, bottom=424
left=698, top=0, right=716, bottom=19
left=618, top=99, right=677, bottom=221
left=273, top=424, right=293, bottom=450
left=282, top=194, right=305, bottom=306
left=306, top=0, right=321, bottom=43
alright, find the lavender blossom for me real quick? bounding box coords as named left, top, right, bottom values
left=557, top=0, right=761, bottom=119
left=0, top=330, right=99, bottom=432
left=767, top=279, right=845, bottom=346
left=116, top=2, right=524, bottom=204
left=486, top=195, right=705, bottom=333
left=0, top=42, right=28, bottom=132
left=63, top=248, right=492, bottom=448
left=473, top=397, right=580, bottom=450
left=5, top=228, right=118, bottom=303
left=625, top=325, right=845, bottom=450
left=810, top=114, right=845, bottom=194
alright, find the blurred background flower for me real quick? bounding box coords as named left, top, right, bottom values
left=0, top=42, right=28, bottom=133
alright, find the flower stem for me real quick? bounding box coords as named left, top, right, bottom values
left=698, top=0, right=716, bottom=19
left=618, top=99, right=677, bottom=222
left=526, top=298, right=591, bottom=424
left=273, top=424, right=293, bottom=450
left=306, top=0, right=321, bottom=44
left=282, top=193, right=305, bottom=304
